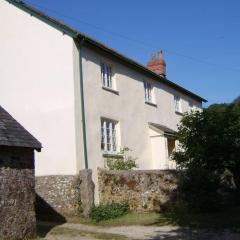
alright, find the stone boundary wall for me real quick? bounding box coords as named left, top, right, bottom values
left=35, top=175, right=81, bottom=216
left=35, top=170, right=94, bottom=217
left=98, top=168, right=180, bottom=212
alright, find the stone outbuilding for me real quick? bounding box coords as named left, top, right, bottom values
left=0, top=106, right=42, bottom=240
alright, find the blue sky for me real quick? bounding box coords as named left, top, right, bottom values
left=25, top=0, right=240, bottom=106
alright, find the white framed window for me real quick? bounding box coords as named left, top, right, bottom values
left=101, top=118, right=118, bottom=153
left=144, top=81, right=153, bottom=103
left=101, top=62, right=113, bottom=89
left=189, top=102, right=194, bottom=112
left=174, top=96, right=182, bottom=113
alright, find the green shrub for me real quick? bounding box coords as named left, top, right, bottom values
left=179, top=167, right=222, bottom=213
left=173, top=97, right=240, bottom=205
left=90, top=202, right=129, bottom=222
left=105, top=147, right=138, bottom=170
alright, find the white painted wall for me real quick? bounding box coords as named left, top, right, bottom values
left=81, top=47, right=202, bottom=182
left=0, top=0, right=203, bottom=182
left=0, top=1, right=78, bottom=175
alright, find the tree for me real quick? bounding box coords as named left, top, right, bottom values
left=174, top=96, right=240, bottom=205
left=233, top=96, right=240, bottom=104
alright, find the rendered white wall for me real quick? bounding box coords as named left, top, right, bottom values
left=0, top=1, right=78, bottom=175
left=0, top=0, right=203, bottom=180
left=81, top=46, right=202, bottom=189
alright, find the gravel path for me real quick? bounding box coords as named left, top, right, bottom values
left=42, top=222, right=240, bottom=240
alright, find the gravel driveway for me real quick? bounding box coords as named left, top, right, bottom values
left=41, top=222, right=240, bottom=240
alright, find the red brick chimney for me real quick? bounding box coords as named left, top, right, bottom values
left=147, top=50, right=166, bottom=77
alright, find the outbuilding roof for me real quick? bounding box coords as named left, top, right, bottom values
left=5, top=0, right=207, bottom=103
left=0, top=106, right=42, bottom=151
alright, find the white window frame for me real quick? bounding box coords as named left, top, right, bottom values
left=189, top=102, right=194, bottom=112
left=174, top=96, right=182, bottom=113
left=144, top=81, right=154, bottom=103
left=101, top=118, right=118, bottom=153
left=101, top=62, right=113, bottom=89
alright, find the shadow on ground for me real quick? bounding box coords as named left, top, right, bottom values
left=144, top=207, right=240, bottom=231
left=141, top=208, right=240, bottom=240
left=145, top=228, right=240, bottom=240
left=35, top=194, right=66, bottom=237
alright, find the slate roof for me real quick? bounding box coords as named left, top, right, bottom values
left=5, top=0, right=207, bottom=103
left=0, top=106, right=42, bottom=150
left=149, top=122, right=176, bottom=137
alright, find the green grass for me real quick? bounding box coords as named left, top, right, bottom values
left=37, top=225, right=127, bottom=240
left=67, top=207, right=240, bottom=230
left=67, top=212, right=161, bottom=226
left=36, top=206, right=240, bottom=240
left=160, top=207, right=240, bottom=231
left=90, top=212, right=162, bottom=226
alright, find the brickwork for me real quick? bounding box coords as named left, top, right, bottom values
left=147, top=51, right=166, bottom=77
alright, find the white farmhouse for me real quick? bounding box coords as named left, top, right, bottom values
left=0, top=0, right=206, bottom=200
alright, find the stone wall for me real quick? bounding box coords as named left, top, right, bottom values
left=98, top=168, right=179, bottom=212
left=78, top=169, right=95, bottom=217
left=0, top=147, right=36, bottom=240
left=35, top=170, right=95, bottom=217
left=35, top=175, right=81, bottom=216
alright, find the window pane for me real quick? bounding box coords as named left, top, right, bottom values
left=144, top=81, right=152, bottom=102
left=174, top=96, right=181, bottom=112
left=101, top=63, right=105, bottom=86
left=112, top=131, right=116, bottom=151
left=108, top=66, right=112, bottom=88
left=101, top=63, right=112, bottom=88
left=101, top=120, right=107, bottom=151
left=101, top=119, right=117, bottom=153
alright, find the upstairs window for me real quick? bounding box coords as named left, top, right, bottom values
left=189, top=102, right=198, bottom=112
left=101, top=63, right=112, bottom=89
left=174, top=96, right=182, bottom=113
left=144, top=81, right=153, bottom=103
left=101, top=118, right=118, bottom=153
left=189, top=102, right=194, bottom=112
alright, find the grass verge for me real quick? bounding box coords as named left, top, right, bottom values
left=67, top=206, right=240, bottom=230
left=37, top=224, right=127, bottom=240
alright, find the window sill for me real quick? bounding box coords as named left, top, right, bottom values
left=175, top=111, right=183, bottom=116
left=145, top=101, right=157, bottom=107
left=102, top=86, right=119, bottom=95
left=102, top=152, right=123, bottom=158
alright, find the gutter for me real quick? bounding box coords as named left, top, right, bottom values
left=77, top=37, right=88, bottom=169
left=7, top=0, right=207, bottom=103
left=79, top=37, right=208, bottom=103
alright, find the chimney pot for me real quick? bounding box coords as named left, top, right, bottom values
left=158, top=50, right=163, bottom=60
left=147, top=50, right=166, bottom=77
left=151, top=52, right=156, bottom=61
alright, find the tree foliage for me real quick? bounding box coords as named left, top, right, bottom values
left=174, top=96, right=240, bottom=207
left=104, top=147, right=138, bottom=170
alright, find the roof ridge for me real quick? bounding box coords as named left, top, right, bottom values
left=5, top=0, right=207, bottom=102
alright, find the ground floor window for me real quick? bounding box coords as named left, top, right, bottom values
left=101, top=118, right=118, bottom=153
